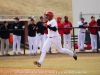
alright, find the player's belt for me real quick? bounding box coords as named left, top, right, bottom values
left=80, top=32, right=85, bottom=33
left=49, top=36, right=55, bottom=38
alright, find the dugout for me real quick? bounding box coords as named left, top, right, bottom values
left=0, top=19, right=30, bottom=44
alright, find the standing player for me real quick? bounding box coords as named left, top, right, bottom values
left=0, top=21, right=10, bottom=56
left=63, top=16, right=72, bottom=50
left=56, top=16, right=63, bottom=47
left=97, top=16, right=100, bottom=37
left=11, top=17, right=24, bottom=55
left=36, top=16, right=45, bottom=53
left=28, top=18, right=38, bottom=55
left=34, top=11, right=77, bottom=67
left=88, top=16, right=98, bottom=52
left=78, top=18, right=88, bottom=51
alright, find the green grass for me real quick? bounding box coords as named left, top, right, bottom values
left=0, top=53, right=100, bottom=75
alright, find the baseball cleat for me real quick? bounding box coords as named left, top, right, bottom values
left=33, top=61, right=41, bottom=67
left=73, top=56, right=77, bottom=60
left=73, top=51, right=77, bottom=60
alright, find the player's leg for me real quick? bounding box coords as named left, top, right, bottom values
left=34, top=38, right=52, bottom=67
left=13, top=35, right=17, bottom=55
left=90, top=34, right=95, bottom=50
left=17, top=35, right=21, bottom=54
left=53, top=36, right=76, bottom=57
left=5, top=39, right=10, bottom=55
left=81, top=33, right=85, bottom=50
left=78, top=32, right=82, bottom=50
left=33, top=37, right=37, bottom=55
left=67, top=34, right=71, bottom=50
left=1, top=38, right=4, bottom=55
left=40, top=35, right=44, bottom=51
left=63, top=34, right=67, bottom=49
left=36, top=34, right=41, bottom=52
left=28, top=36, right=33, bottom=55
left=94, top=35, right=97, bottom=50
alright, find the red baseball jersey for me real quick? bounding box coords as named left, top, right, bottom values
left=88, top=21, right=98, bottom=34
left=63, top=21, right=72, bottom=34
left=56, top=17, right=63, bottom=35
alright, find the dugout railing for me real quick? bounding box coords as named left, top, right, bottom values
left=0, top=26, right=100, bottom=56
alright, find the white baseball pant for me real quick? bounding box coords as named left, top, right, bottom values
left=90, top=34, right=97, bottom=50
left=36, top=34, right=44, bottom=51
left=43, top=33, right=47, bottom=43
left=1, top=39, right=9, bottom=55
left=78, top=32, right=85, bottom=50
left=38, top=36, right=74, bottom=64
left=28, top=36, right=36, bottom=54
left=98, top=31, right=100, bottom=38
left=63, top=34, right=71, bottom=49
left=13, top=35, right=21, bottom=52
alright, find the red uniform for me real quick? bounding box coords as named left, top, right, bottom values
left=56, top=16, right=63, bottom=35
left=44, top=20, right=48, bottom=34
left=88, top=21, right=98, bottom=34
left=63, top=21, right=72, bottom=34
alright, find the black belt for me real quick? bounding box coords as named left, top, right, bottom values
left=64, top=32, right=70, bottom=34
left=49, top=36, right=56, bottom=38
left=80, top=32, right=85, bottom=33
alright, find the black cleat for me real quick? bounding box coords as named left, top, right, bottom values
left=73, top=56, right=77, bottom=60
left=33, top=61, right=41, bottom=67
left=73, top=51, right=77, bottom=60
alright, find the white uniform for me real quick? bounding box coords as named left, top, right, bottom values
left=38, top=19, right=74, bottom=64
left=78, top=21, right=86, bottom=50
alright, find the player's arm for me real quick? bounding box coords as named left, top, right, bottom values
left=43, top=23, right=57, bottom=31
left=47, top=25, right=57, bottom=31
left=79, top=22, right=88, bottom=28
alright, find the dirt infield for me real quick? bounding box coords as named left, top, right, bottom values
left=0, top=68, right=63, bottom=75
left=0, top=53, right=100, bottom=75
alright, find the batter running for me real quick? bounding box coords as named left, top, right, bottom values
left=34, top=11, right=77, bottom=67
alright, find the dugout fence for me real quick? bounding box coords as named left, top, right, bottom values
left=0, top=26, right=100, bottom=56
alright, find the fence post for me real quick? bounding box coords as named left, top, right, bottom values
left=72, top=28, right=75, bottom=51
left=23, top=28, right=25, bottom=55
left=80, top=12, right=82, bottom=19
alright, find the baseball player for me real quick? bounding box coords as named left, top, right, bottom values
left=63, top=16, right=72, bottom=50
left=0, top=21, right=10, bottom=56
left=97, top=16, right=100, bottom=38
left=78, top=18, right=88, bottom=51
left=88, top=16, right=98, bottom=52
left=34, top=11, right=77, bottom=67
left=36, top=16, right=45, bottom=53
left=11, top=17, right=24, bottom=55
left=28, top=18, right=38, bottom=56
left=56, top=16, right=63, bottom=47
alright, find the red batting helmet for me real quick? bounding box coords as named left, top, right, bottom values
left=44, top=11, right=54, bottom=18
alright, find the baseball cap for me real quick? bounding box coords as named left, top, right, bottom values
left=91, top=16, right=95, bottom=19
left=64, top=16, right=68, bottom=19
left=40, top=16, right=43, bottom=19
left=81, top=17, right=84, bottom=20
left=4, top=21, right=8, bottom=24
left=31, top=18, right=35, bottom=21
left=13, top=17, right=19, bottom=20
